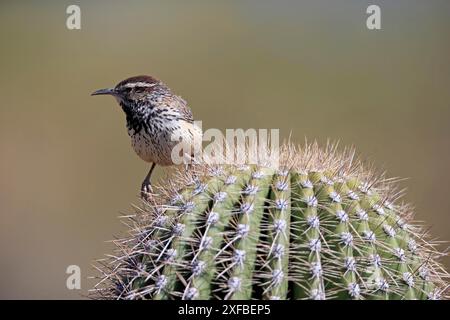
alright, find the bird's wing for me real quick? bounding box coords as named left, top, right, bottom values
left=175, top=96, right=194, bottom=123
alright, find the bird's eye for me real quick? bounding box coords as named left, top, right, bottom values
left=118, top=87, right=132, bottom=94
left=133, top=86, right=147, bottom=93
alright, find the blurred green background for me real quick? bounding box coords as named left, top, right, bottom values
left=0, top=0, right=449, bottom=299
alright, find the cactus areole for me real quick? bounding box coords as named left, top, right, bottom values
left=92, top=143, right=448, bottom=300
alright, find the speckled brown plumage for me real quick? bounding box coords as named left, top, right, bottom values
left=92, top=75, right=202, bottom=198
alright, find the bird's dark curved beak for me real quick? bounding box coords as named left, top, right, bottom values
left=91, top=88, right=115, bottom=96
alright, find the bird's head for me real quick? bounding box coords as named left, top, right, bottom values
left=91, top=75, right=164, bottom=104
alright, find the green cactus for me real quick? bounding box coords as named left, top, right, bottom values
left=92, top=143, right=448, bottom=300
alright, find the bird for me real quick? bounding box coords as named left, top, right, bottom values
left=91, top=75, right=202, bottom=199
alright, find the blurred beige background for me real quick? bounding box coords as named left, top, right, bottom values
left=0, top=0, right=449, bottom=299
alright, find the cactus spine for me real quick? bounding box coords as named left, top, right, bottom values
left=92, top=143, right=448, bottom=300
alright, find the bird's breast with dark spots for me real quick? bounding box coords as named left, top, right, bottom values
left=121, top=99, right=197, bottom=166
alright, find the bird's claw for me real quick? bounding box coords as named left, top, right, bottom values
left=141, top=181, right=153, bottom=201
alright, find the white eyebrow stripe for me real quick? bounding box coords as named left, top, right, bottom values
left=122, top=82, right=157, bottom=88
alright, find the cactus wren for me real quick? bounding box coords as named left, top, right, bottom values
left=91, top=75, right=202, bottom=199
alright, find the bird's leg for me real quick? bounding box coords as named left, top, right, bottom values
left=141, top=163, right=156, bottom=200
left=184, top=153, right=198, bottom=183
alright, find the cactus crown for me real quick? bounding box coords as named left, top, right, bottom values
left=92, top=143, right=448, bottom=300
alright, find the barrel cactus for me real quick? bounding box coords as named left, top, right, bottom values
left=92, top=143, right=448, bottom=300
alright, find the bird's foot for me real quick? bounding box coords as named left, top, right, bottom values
left=141, top=180, right=153, bottom=201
